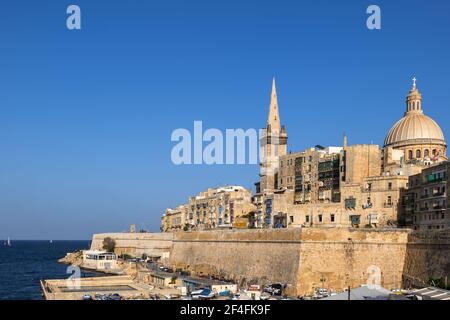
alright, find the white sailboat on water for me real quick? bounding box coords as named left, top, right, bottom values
left=5, top=237, right=11, bottom=247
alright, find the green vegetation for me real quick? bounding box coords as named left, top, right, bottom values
left=428, top=277, right=450, bottom=290
left=119, top=253, right=132, bottom=260
left=102, top=237, right=116, bottom=253
left=170, top=276, right=178, bottom=284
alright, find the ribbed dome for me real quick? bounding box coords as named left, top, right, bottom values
left=384, top=113, right=445, bottom=148
left=384, top=80, right=446, bottom=149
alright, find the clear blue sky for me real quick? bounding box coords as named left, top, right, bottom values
left=1, top=0, right=449, bottom=239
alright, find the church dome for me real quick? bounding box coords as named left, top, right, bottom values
left=384, top=79, right=446, bottom=149
left=384, top=113, right=445, bottom=148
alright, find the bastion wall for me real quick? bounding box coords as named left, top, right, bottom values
left=90, top=232, right=173, bottom=258
left=89, top=228, right=450, bottom=295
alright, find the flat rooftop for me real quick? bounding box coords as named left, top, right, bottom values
left=41, top=275, right=153, bottom=300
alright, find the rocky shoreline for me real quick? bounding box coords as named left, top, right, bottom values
left=58, top=251, right=83, bottom=266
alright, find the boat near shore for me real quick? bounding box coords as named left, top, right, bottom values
left=4, top=237, right=11, bottom=247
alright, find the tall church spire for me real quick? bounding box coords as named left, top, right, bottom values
left=259, top=77, right=288, bottom=193
left=267, top=77, right=281, bottom=132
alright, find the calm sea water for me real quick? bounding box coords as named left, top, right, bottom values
left=0, top=240, right=99, bottom=300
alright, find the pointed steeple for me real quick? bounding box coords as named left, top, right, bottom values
left=343, top=132, right=348, bottom=149
left=267, top=77, right=281, bottom=132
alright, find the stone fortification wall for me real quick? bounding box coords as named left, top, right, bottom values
left=402, top=230, right=450, bottom=288
left=89, top=228, right=450, bottom=295
left=90, top=232, right=173, bottom=258
left=169, top=228, right=410, bottom=295
left=296, top=228, right=409, bottom=295
left=169, top=229, right=302, bottom=293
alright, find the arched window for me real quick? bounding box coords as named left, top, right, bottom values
left=424, top=149, right=430, bottom=157
left=408, top=150, right=413, bottom=160
left=416, top=150, right=421, bottom=158
left=433, top=149, right=437, bottom=156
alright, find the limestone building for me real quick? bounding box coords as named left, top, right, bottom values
left=162, top=186, right=255, bottom=231
left=162, top=78, right=447, bottom=232
left=252, top=78, right=446, bottom=229
left=405, top=161, right=449, bottom=230
left=161, top=205, right=187, bottom=232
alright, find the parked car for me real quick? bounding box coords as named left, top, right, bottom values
left=264, top=283, right=283, bottom=296
left=109, top=293, right=122, bottom=301
left=260, top=292, right=271, bottom=300
left=230, top=293, right=241, bottom=300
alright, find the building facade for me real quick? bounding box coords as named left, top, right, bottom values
left=162, top=186, right=255, bottom=232
left=82, top=250, right=118, bottom=271
left=161, top=205, right=187, bottom=232
left=251, top=78, right=446, bottom=230
left=405, top=162, right=449, bottom=230
left=162, top=78, right=447, bottom=232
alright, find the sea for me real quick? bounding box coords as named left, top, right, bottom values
left=0, top=240, right=102, bottom=300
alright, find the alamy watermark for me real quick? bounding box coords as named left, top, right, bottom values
left=66, top=5, right=81, bottom=30
left=367, top=5, right=381, bottom=30
left=63, top=5, right=379, bottom=31
left=66, top=265, right=81, bottom=290
left=170, top=121, right=280, bottom=173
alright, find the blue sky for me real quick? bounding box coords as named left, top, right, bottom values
left=1, top=0, right=449, bottom=239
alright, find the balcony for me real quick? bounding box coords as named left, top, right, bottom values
left=362, top=203, right=373, bottom=209
left=425, top=177, right=446, bottom=185
left=431, top=192, right=446, bottom=198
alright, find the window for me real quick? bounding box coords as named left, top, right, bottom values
left=290, top=216, right=294, bottom=223
left=387, top=196, right=392, bottom=205
left=416, top=150, right=421, bottom=158
left=388, top=182, right=392, bottom=190
left=408, top=150, right=413, bottom=159
left=331, top=214, right=335, bottom=222
left=433, top=149, right=437, bottom=156
left=424, top=149, right=430, bottom=157
left=305, top=215, right=310, bottom=223
left=318, top=214, right=323, bottom=223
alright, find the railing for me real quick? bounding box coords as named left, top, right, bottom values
left=362, top=203, right=373, bottom=209
left=431, top=192, right=446, bottom=198
left=425, top=177, right=446, bottom=185
left=419, top=206, right=445, bottom=212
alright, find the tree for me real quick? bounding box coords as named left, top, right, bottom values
left=102, top=237, right=116, bottom=253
